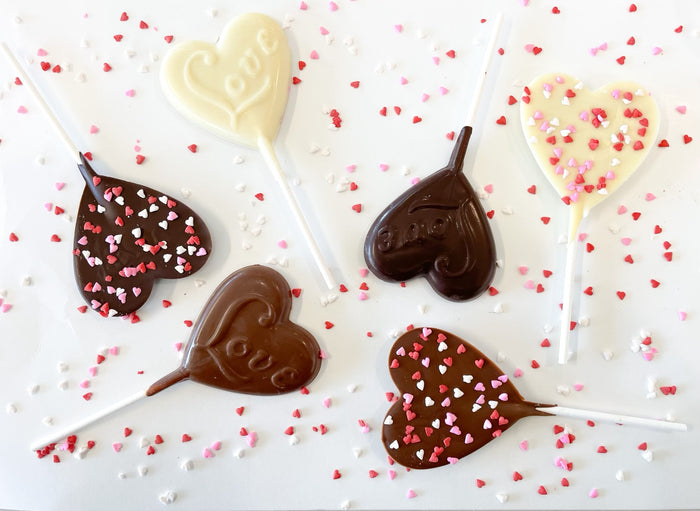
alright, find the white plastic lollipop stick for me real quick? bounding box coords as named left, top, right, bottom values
left=30, top=390, right=148, bottom=451
left=558, top=212, right=580, bottom=363
left=536, top=405, right=688, bottom=432
left=258, top=136, right=335, bottom=289
left=464, top=12, right=503, bottom=127
left=1, top=42, right=81, bottom=163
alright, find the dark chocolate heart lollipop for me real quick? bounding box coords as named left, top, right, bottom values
left=383, top=327, right=552, bottom=469
left=73, top=153, right=212, bottom=317
left=146, top=265, right=322, bottom=396
left=364, top=127, right=496, bottom=301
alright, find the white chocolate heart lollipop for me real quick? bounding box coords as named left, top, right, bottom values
left=520, top=73, right=659, bottom=363
left=161, top=13, right=335, bottom=289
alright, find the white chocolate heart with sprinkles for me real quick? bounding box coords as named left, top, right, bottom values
left=520, top=73, right=658, bottom=240
left=161, top=13, right=291, bottom=147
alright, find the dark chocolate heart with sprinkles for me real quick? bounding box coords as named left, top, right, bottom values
left=73, top=153, right=212, bottom=317
left=383, top=327, right=552, bottom=469
left=364, top=127, right=496, bottom=301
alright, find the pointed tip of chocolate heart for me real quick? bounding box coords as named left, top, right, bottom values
left=146, top=366, right=190, bottom=396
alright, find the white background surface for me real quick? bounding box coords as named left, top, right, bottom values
left=1, top=1, right=699, bottom=509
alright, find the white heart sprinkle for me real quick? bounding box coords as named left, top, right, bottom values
left=384, top=415, right=393, bottom=425
left=416, top=380, right=425, bottom=391
left=415, top=449, right=424, bottom=460
left=424, top=397, right=434, bottom=407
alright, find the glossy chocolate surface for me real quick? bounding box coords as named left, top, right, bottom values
left=147, top=265, right=322, bottom=396
left=73, top=153, right=212, bottom=317
left=364, top=127, right=496, bottom=301
left=383, top=327, right=552, bottom=469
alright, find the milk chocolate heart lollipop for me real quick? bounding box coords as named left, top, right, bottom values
left=74, top=154, right=211, bottom=317
left=160, top=13, right=335, bottom=289
left=383, top=327, right=686, bottom=469
left=364, top=127, right=496, bottom=301
left=520, top=74, right=659, bottom=363
left=147, top=264, right=321, bottom=396
left=31, top=265, right=322, bottom=450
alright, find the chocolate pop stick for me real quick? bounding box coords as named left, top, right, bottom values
left=383, top=327, right=686, bottom=469
left=364, top=15, right=503, bottom=300
left=520, top=74, right=659, bottom=363
left=1, top=43, right=213, bottom=317
left=160, top=13, right=336, bottom=290
left=30, top=265, right=322, bottom=451
left=1, top=42, right=80, bottom=162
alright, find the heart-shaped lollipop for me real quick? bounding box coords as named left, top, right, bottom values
left=383, top=328, right=685, bottom=469
left=521, top=73, right=659, bottom=240
left=160, top=13, right=335, bottom=289
left=31, top=265, right=322, bottom=451
left=364, top=127, right=496, bottom=301
left=147, top=264, right=322, bottom=396
left=160, top=13, right=289, bottom=147
left=74, top=154, right=212, bottom=317
left=520, top=74, right=658, bottom=362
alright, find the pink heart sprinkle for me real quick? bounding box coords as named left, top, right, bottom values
left=403, top=393, right=413, bottom=404
left=203, top=448, right=213, bottom=458
left=396, top=347, right=406, bottom=356
left=476, top=394, right=485, bottom=405
left=211, top=441, right=221, bottom=451
left=247, top=432, right=257, bottom=447
left=498, top=375, right=508, bottom=383
left=89, top=125, right=99, bottom=134
left=679, top=311, right=687, bottom=321
left=77, top=236, right=88, bottom=245
left=55, top=182, right=65, bottom=190
left=79, top=380, right=89, bottom=389
left=447, top=457, right=459, bottom=464
left=621, top=237, right=631, bottom=246
left=520, top=440, right=528, bottom=450
left=125, top=89, right=135, bottom=97
left=676, top=105, right=687, bottom=114
left=399, top=76, right=408, bottom=85
left=612, top=89, right=620, bottom=99
left=555, top=75, right=565, bottom=84
left=358, top=291, right=368, bottom=301
left=379, top=163, right=389, bottom=171
left=445, top=412, right=457, bottom=425
left=533, top=110, right=543, bottom=120
left=346, top=164, right=356, bottom=172
left=518, top=265, right=528, bottom=275
left=37, top=48, right=48, bottom=56
left=421, top=357, right=430, bottom=368
left=17, top=106, right=28, bottom=114
left=449, top=426, right=461, bottom=435
left=88, top=366, right=97, bottom=377
left=465, top=433, right=474, bottom=444
left=579, top=111, right=590, bottom=121
left=420, top=93, right=430, bottom=102
left=617, top=205, right=628, bottom=214
left=278, top=240, right=287, bottom=249
left=651, top=46, right=663, bottom=55
left=514, top=368, right=524, bottom=377
left=574, top=384, right=584, bottom=391
left=44, top=202, right=52, bottom=211
left=439, top=86, right=449, bottom=95
left=524, top=280, right=535, bottom=289
left=359, top=268, right=369, bottom=277
left=394, top=24, right=403, bottom=33
left=112, top=443, right=122, bottom=453
left=174, top=342, right=183, bottom=351
left=319, top=26, right=328, bottom=35
left=645, top=193, right=656, bottom=201
left=329, top=1, right=338, bottom=11
left=499, top=392, right=509, bottom=401
left=196, top=248, right=207, bottom=256
left=388, top=470, right=396, bottom=480
left=322, top=397, right=331, bottom=408
left=524, top=43, right=535, bottom=53
left=578, top=233, right=588, bottom=241
left=484, top=184, right=493, bottom=193
left=589, top=48, right=599, bottom=56
left=606, top=171, right=616, bottom=179
left=310, top=50, right=319, bottom=59
left=474, top=382, right=486, bottom=391
left=109, top=346, right=119, bottom=355
left=422, top=327, right=432, bottom=338
left=134, top=145, right=141, bottom=152
left=132, top=287, right=142, bottom=297
left=299, top=1, right=307, bottom=9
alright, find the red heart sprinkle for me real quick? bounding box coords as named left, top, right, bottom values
left=412, top=116, right=422, bottom=124
left=181, top=434, right=191, bottom=442
left=538, top=485, right=547, bottom=495
left=352, top=203, right=362, bottom=213
left=637, top=442, right=647, bottom=450
left=616, top=56, right=626, bottom=65
left=124, top=427, right=132, bottom=437
left=541, top=216, right=550, bottom=224
left=527, top=185, right=536, bottom=194
left=531, top=360, right=540, bottom=369
left=627, top=36, right=636, bottom=45
left=540, top=339, right=551, bottom=347
left=532, top=47, right=542, bottom=55
left=298, top=60, right=306, bottom=70
left=488, top=286, right=499, bottom=296
left=583, top=286, right=593, bottom=296
left=164, top=35, right=174, bottom=43
left=597, top=445, right=607, bottom=453
left=324, top=321, right=334, bottom=329
left=292, top=77, right=301, bottom=85
left=616, top=291, right=626, bottom=300
left=114, top=34, right=123, bottom=42
left=476, top=479, right=485, bottom=488
left=446, top=131, right=455, bottom=140
left=350, top=81, right=360, bottom=88
left=187, top=144, right=197, bottom=153
left=658, top=139, right=669, bottom=147
left=9, top=232, right=18, bottom=242
left=379, top=106, right=387, bottom=116
left=650, top=279, right=660, bottom=288
left=632, top=212, right=641, bottom=220
left=542, top=270, right=552, bottom=278
left=235, top=407, right=244, bottom=416
left=508, top=95, right=518, bottom=105
left=154, top=435, right=164, bottom=444
left=496, top=115, right=506, bottom=125
left=103, top=63, right=112, bottom=72
left=40, top=61, right=51, bottom=71
left=586, top=243, right=595, bottom=253
left=254, top=193, right=264, bottom=201
left=629, top=3, right=637, bottom=12
left=552, top=6, right=560, bottom=13
left=139, top=20, right=148, bottom=29
left=445, top=50, right=456, bottom=58
left=675, top=25, right=683, bottom=33
left=135, top=154, right=145, bottom=164
left=683, top=134, right=693, bottom=144
left=332, top=469, right=341, bottom=480
left=394, top=106, right=401, bottom=115
left=291, top=288, right=302, bottom=297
